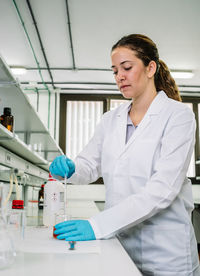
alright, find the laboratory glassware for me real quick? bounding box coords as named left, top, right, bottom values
left=0, top=186, right=16, bottom=270
left=0, top=107, right=14, bottom=132
left=7, top=199, right=26, bottom=251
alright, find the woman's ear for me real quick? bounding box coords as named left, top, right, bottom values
left=147, top=60, right=157, bottom=78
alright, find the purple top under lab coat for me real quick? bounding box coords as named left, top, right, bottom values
left=126, top=112, right=137, bottom=143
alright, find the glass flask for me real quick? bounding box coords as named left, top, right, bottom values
left=0, top=186, right=16, bottom=270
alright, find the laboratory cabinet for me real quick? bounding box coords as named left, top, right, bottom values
left=0, top=54, right=63, bottom=229
left=0, top=54, right=63, bottom=168
left=0, top=146, right=48, bottom=185
left=0, top=53, right=63, bottom=188
left=0, top=124, right=49, bottom=171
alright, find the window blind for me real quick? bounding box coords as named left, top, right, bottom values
left=66, top=101, right=103, bottom=160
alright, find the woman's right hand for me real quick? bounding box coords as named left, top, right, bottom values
left=49, top=155, right=75, bottom=178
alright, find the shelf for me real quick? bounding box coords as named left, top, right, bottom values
left=0, top=55, right=63, bottom=167
left=0, top=55, right=15, bottom=83
left=0, top=124, right=49, bottom=170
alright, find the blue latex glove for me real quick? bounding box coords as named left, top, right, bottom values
left=49, top=155, right=75, bottom=178
left=54, top=220, right=96, bottom=241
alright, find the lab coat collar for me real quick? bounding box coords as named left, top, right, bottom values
left=117, top=90, right=168, bottom=117
left=144, top=90, right=168, bottom=115
left=116, top=91, right=168, bottom=154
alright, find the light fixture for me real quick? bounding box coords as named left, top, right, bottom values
left=10, top=66, right=27, bottom=75
left=170, top=70, right=194, bottom=79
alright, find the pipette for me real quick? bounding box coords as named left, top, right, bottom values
left=64, top=174, right=67, bottom=220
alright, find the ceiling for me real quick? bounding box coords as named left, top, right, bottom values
left=0, top=0, right=200, bottom=95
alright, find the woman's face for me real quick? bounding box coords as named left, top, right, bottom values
left=111, top=46, right=150, bottom=99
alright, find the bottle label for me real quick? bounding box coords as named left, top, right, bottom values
left=38, top=198, right=44, bottom=209
left=43, top=185, right=65, bottom=226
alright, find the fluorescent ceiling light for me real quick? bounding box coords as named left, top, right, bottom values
left=170, top=70, right=194, bottom=79
left=11, top=67, right=27, bottom=75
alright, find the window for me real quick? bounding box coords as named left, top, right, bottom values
left=65, top=101, right=103, bottom=160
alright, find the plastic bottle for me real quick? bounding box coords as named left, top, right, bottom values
left=0, top=107, right=14, bottom=132
left=43, top=174, right=65, bottom=226
left=0, top=186, right=16, bottom=269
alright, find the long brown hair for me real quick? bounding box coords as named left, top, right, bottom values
left=112, top=34, right=181, bottom=102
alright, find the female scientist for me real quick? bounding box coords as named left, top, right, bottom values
left=50, top=34, right=200, bottom=275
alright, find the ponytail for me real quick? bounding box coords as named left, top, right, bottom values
left=155, top=60, right=182, bottom=102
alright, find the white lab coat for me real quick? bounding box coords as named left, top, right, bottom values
left=69, top=91, right=200, bottom=275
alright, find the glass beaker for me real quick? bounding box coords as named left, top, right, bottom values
left=53, top=213, right=71, bottom=239
left=7, top=200, right=26, bottom=251
left=0, top=187, right=16, bottom=270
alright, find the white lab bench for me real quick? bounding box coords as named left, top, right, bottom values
left=2, top=227, right=142, bottom=276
